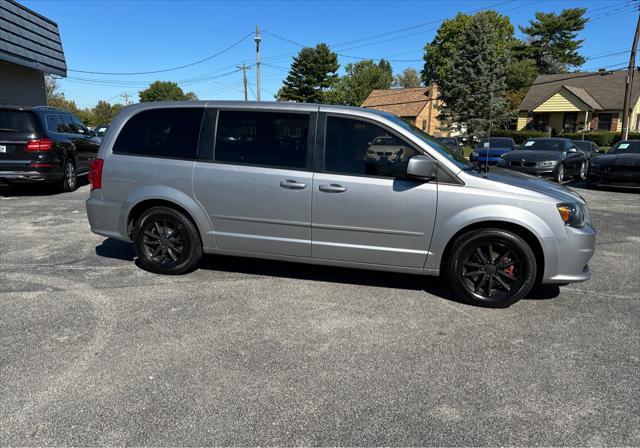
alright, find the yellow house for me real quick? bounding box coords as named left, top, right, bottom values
left=517, top=70, right=640, bottom=134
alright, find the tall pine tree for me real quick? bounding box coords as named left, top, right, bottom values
left=325, top=59, right=393, bottom=106
left=437, top=13, right=512, bottom=137
left=277, top=43, right=339, bottom=103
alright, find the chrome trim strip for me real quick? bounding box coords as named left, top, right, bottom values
left=313, top=240, right=431, bottom=255
left=209, top=214, right=309, bottom=227
left=214, top=231, right=310, bottom=245
left=313, top=223, right=424, bottom=236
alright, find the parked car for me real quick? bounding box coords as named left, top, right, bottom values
left=587, top=140, right=640, bottom=189
left=436, top=137, right=464, bottom=158
left=572, top=139, right=601, bottom=161
left=94, top=125, right=109, bottom=140
left=470, top=137, right=516, bottom=165
left=87, top=102, right=595, bottom=308
left=0, top=106, right=100, bottom=191
left=498, top=138, right=588, bottom=183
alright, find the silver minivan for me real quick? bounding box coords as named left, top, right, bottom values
left=86, top=101, right=596, bottom=307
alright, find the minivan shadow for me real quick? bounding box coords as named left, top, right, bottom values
left=95, top=237, right=560, bottom=305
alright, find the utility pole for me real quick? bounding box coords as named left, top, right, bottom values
left=120, top=92, right=132, bottom=106
left=237, top=62, right=250, bottom=101
left=621, top=10, right=640, bottom=140
left=255, top=25, right=261, bottom=101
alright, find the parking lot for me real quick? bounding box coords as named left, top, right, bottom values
left=1, top=180, right=639, bottom=446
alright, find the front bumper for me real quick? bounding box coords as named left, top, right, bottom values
left=500, top=164, right=555, bottom=177
left=541, top=224, right=596, bottom=284
left=587, top=170, right=640, bottom=188
left=470, top=156, right=502, bottom=165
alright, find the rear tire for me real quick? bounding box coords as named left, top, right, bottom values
left=578, top=161, right=587, bottom=180
left=444, top=229, right=537, bottom=308
left=59, top=159, right=78, bottom=192
left=132, top=206, right=202, bottom=275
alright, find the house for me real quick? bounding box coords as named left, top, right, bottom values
left=517, top=70, right=640, bottom=134
left=361, top=85, right=446, bottom=136
left=0, top=0, right=67, bottom=106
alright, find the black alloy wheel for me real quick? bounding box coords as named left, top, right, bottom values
left=578, top=160, right=587, bottom=180
left=133, top=206, right=202, bottom=274
left=445, top=229, right=537, bottom=307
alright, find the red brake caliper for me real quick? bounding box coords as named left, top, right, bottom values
left=501, top=256, right=515, bottom=277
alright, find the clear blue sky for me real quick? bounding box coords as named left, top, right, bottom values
left=22, top=0, right=639, bottom=108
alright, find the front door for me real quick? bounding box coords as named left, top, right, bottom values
left=193, top=109, right=314, bottom=257
left=311, top=114, right=437, bottom=268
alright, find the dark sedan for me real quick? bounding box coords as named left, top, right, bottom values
left=436, top=137, right=464, bottom=158
left=498, top=138, right=588, bottom=183
left=572, top=140, right=601, bottom=160
left=587, top=140, right=640, bottom=189
left=470, top=137, right=516, bottom=165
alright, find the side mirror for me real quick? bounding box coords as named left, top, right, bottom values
left=516, top=145, right=523, bottom=150
left=568, top=147, right=577, bottom=153
left=89, top=130, right=97, bottom=138
left=406, top=155, right=437, bottom=181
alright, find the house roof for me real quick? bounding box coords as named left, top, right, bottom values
left=0, top=0, right=67, bottom=76
left=519, top=71, right=640, bottom=112
left=361, top=87, right=431, bottom=117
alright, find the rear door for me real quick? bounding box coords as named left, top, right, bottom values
left=193, top=108, right=315, bottom=257
left=0, top=109, right=41, bottom=172
left=311, top=113, right=437, bottom=268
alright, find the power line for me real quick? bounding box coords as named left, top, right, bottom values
left=67, top=32, right=253, bottom=75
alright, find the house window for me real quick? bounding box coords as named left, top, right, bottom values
left=422, top=119, right=428, bottom=131
left=563, top=113, right=577, bottom=132
left=597, top=113, right=613, bottom=131
left=636, top=115, right=640, bottom=131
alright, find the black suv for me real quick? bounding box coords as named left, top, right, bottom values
left=0, top=106, right=100, bottom=191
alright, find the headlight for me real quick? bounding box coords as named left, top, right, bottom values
left=557, top=203, right=586, bottom=228
left=538, top=160, right=559, bottom=167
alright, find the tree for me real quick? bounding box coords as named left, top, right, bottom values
left=505, top=58, right=539, bottom=109
left=92, top=100, right=123, bottom=125
left=139, top=81, right=197, bottom=102
left=393, top=68, right=422, bottom=88
left=325, top=59, right=393, bottom=106
left=437, top=13, right=513, bottom=137
left=422, top=11, right=516, bottom=86
left=277, top=43, right=339, bottom=103
left=520, top=8, right=587, bottom=74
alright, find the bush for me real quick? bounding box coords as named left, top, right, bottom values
left=489, top=129, right=546, bottom=143
left=490, top=130, right=640, bottom=146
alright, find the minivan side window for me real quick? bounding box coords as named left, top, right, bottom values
left=113, top=108, right=204, bottom=159
left=324, top=116, right=418, bottom=179
left=214, top=111, right=309, bottom=169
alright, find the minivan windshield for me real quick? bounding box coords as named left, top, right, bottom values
left=0, top=110, right=38, bottom=133
left=521, top=139, right=567, bottom=151
left=386, top=115, right=470, bottom=169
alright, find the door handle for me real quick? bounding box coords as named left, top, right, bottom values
left=279, top=179, right=307, bottom=189
left=319, top=183, right=347, bottom=193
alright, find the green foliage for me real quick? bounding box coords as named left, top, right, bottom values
left=560, top=132, right=640, bottom=147
left=277, top=43, right=339, bottom=103
left=393, top=68, right=422, bottom=88
left=505, top=58, right=539, bottom=109
left=437, top=13, right=513, bottom=138
left=92, top=100, right=123, bottom=125
left=325, top=59, right=393, bottom=106
left=520, top=8, right=588, bottom=74
left=489, top=129, right=547, bottom=143
left=139, top=81, right=198, bottom=102
left=422, top=11, right=516, bottom=86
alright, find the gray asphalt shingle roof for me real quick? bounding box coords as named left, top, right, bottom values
left=0, top=0, right=66, bottom=76
left=519, top=71, right=640, bottom=112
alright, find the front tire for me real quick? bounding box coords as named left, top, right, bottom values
left=444, top=229, right=537, bottom=307
left=133, top=206, right=202, bottom=275
left=578, top=160, right=587, bottom=180
left=554, top=163, right=565, bottom=184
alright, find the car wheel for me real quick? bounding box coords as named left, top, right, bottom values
left=578, top=161, right=587, bottom=180
left=554, top=163, right=565, bottom=184
left=59, top=159, right=78, bottom=192
left=133, top=206, right=202, bottom=275
left=444, top=229, right=537, bottom=308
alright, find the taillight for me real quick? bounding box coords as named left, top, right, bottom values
left=89, top=158, right=104, bottom=190
left=25, top=138, right=54, bottom=152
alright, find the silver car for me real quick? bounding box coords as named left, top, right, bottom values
left=86, top=101, right=596, bottom=307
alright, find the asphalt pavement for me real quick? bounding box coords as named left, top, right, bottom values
left=1, top=179, right=639, bottom=446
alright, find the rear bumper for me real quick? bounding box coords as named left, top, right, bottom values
left=541, top=224, right=596, bottom=284
left=0, top=170, right=63, bottom=182
left=86, top=196, right=129, bottom=241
